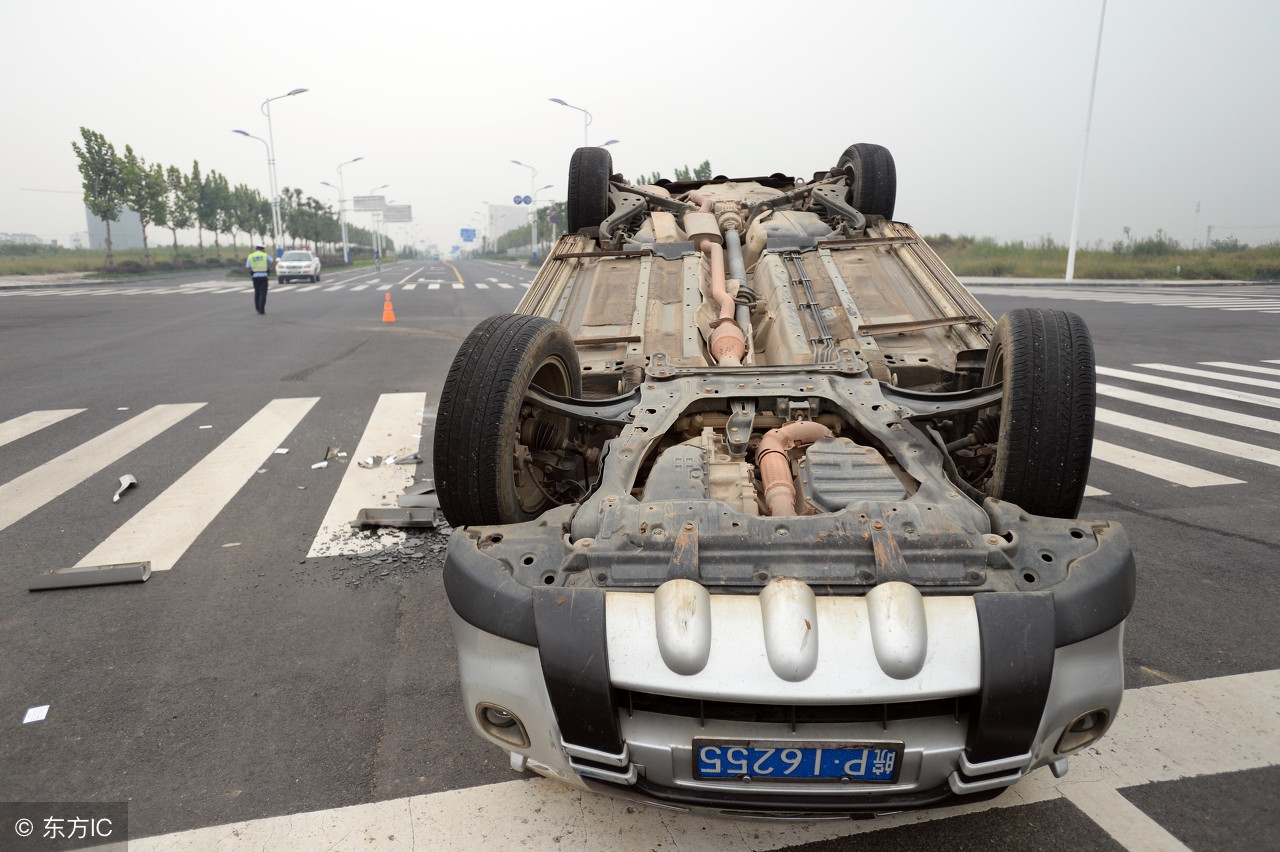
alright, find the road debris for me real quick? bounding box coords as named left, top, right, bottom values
left=311, top=461, right=328, bottom=470
left=112, top=474, right=137, bottom=503
left=23, top=706, right=49, bottom=724
left=29, top=561, right=151, bottom=591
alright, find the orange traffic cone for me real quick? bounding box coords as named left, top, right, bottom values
left=382, top=292, right=396, bottom=323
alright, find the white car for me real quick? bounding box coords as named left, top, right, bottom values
left=276, top=250, right=321, bottom=283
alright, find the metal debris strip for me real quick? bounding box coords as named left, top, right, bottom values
left=112, top=474, right=137, bottom=503
left=395, top=452, right=422, bottom=465
left=351, top=507, right=445, bottom=529
left=29, top=561, right=151, bottom=591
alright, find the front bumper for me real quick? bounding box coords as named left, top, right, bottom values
left=445, top=506, right=1134, bottom=816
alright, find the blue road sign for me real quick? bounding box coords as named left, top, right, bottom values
left=513, top=195, right=523, bottom=204
left=461, top=228, right=476, bottom=242
left=522, top=195, right=532, bottom=205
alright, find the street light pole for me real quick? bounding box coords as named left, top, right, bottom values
left=1066, top=2, right=1106, bottom=281
left=232, top=130, right=272, bottom=246
left=336, top=156, right=362, bottom=264
left=260, top=87, right=308, bottom=256
left=549, top=98, right=592, bottom=147
left=512, top=160, right=540, bottom=262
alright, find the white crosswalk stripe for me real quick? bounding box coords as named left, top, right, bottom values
left=0, top=409, right=84, bottom=448
left=2, top=358, right=1275, bottom=572
left=307, top=392, right=427, bottom=558
left=77, top=397, right=319, bottom=572
left=0, top=403, right=206, bottom=534
left=1134, top=363, right=1280, bottom=392
left=967, top=285, right=1280, bottom=316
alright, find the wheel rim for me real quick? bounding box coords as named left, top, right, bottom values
left=512, top=356, right=574, bottom=515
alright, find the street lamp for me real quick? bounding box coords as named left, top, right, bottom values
left=232, top=129, right=272, bottom=246
left=260, top=87, right=308, bottom=256
left=600, top=139, right=620, bottom=147
left=512, top=160, right=547, bottom=262
left=549, top=98, right=592, bottom=147
left=335, top=156, right=362, bottom=264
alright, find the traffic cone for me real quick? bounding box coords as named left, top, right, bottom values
left=382, top=292, right=396, bottom=323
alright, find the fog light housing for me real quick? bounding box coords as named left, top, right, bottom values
left=1056, top=708, right=1111, bottom=754
left=476, top=702, right=529, bottom=748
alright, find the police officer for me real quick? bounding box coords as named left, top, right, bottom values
left=246, top=244, right=273, bottom=314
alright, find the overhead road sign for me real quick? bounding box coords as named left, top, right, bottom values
left=383, top=205, right=413, bottom=223
left=353, top=195, right=386, bottom=212
left=461, top=228, right=476, bottom=242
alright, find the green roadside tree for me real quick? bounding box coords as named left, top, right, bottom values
left=230, top=184, right=261, bottom=257
left=202, top=170, right=230, bottom=260
left=71, top=127, right=124, bottom=267
left=164, top=165, right=195, bottom=265
left=120, top=145, right=167, bottom=267
left=188, top=161, right=207, bottom=261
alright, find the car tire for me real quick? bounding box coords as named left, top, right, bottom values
left=434, top=313, right=583, bottom=527
left=567, top=146, right=613, bottom=234
left=837, top=143, right=897, bottom=220
left=981, top=308, right=1096, bottom=519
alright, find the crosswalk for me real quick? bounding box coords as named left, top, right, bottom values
left=0, top=277, right=531, bottom=298
left=967, top=284, right=1280, bottom=316
left=1, top=358, right=1276, bottom=574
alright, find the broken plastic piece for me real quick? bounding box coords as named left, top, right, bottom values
left=274, top=448, right=289, bottom=455
left=222, top=542, right=242, bottom=548
left=29, top=561, right=151, bottom=591
left=112, top=474, right=137, bottom=503
left=23, top=706, right=49, bottom=724
left=311, top=461, right=329, bottom=470
left=395, top=452, right=423, bottom=465
left=384, top=455, right=397, bottom=465
left=199, top=425, right=212, bottom=429
left=351, top=507, right=444, bottom=529
left=358, top=456, right=377, bottom=469
left=336, top=451, right=348, bottom=458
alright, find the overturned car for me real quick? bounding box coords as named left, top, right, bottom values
left=432, top=145, right=1135, bottom=817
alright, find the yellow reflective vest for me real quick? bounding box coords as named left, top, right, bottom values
left=248, top=250, right=270, bottom=274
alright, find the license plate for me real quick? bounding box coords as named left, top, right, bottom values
left=694, top=739, right=902, bottom=782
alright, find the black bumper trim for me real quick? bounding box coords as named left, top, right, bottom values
left=533, top=586, right=624, bottom=755
left=967, top=592, right=1056, bottom=764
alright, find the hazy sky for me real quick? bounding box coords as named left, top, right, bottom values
left=2, top=1, right=1277, bottom=252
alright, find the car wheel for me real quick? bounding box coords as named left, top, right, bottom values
left=836, top=143, right=896, bottom=220
left=567, top=146, right=612, bottom=234
left=977, top=308, right=1096, bottom=519
left=434, top=313, right=584, bottom=527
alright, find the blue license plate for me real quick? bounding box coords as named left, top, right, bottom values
left=694, top=740, right=902, bottom=782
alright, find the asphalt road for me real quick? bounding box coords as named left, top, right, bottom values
left=0, top=265, right=1275, bottom=851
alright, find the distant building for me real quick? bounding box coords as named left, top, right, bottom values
left=0, top=232, right=44, bottom=245
left=86, top=205, right=145, bottom=250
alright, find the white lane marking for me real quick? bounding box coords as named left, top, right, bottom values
left=402, top=283, right=417, bottom=291
left=214, top=286, right=246, bottom=293
left=1134, top=363, right=1280, bottom=392
left=1097, top=367, right=1280, bottom=411
left=0, top=409, right=84, bottom=448
left=428, top=283, right=440, bottom=290
left=452, top=283, right=464, bottom=290
left=1059, top=783, right=1192, bottom=852
left=324, top=284, right=345, bottom=292
left=272, top=285, right=298, bottom=292
left=76, top=398, right=319, bottom=573
left=306, top=393, right=426, bottom=558
left=1090, top=439, right=1242, bottom=487
left=295, top=285, right=322, bottom=292
left=475, top=283, right=489, bottom=289
left=378, top=283, right=394, bottom=291
left=1199, top=361, right=1280, bottom=377
left=368, top=278, right=382, bottom=284
left=350, top=284, right=370, bottom=291
left=400, top=267, right=425, bottom=284
left=1084, top=485, right=1110, bottom=497
left=1097, top=383, right=1280, bottom=436
left=521, top=282, right=531, bottom=289
left=497, top=282, right=514, bottom=289
left=0, top=404, right=205, bottom=533
left=127, top=669, right=1280, bottom=852
left=1097, top=408, right=1280, bottom=470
